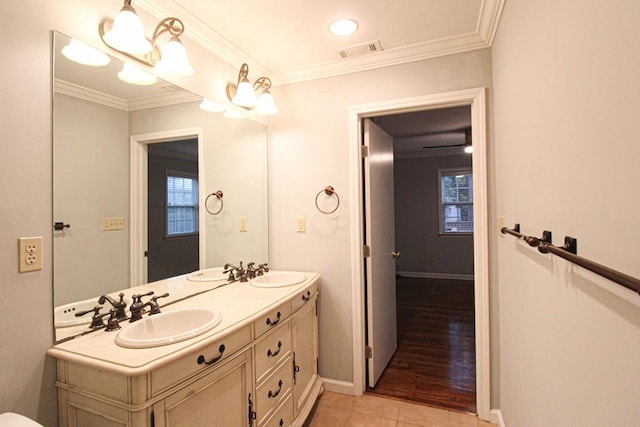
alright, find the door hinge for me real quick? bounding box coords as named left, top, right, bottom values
left=363, top=245, right=371, bottom=258
left=361, top=145, right=369, bottom=158
left=365, top=345, right=373, bottom=359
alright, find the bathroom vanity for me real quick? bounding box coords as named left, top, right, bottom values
left=47, top=272, right=322, bottom=427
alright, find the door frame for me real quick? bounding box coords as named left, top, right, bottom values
left=130, top=127, right=205, bottom=286
left=348, top=88, right=490, bottom=419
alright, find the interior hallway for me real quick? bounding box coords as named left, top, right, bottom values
left=305, top=391, right=494, bottom=427
left=368, top=277, right=476, bottom=413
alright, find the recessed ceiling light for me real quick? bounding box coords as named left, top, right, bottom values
left=329, top=19, right=358, bottom=36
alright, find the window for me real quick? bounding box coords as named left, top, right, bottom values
left=439, top=168, right=473, bottom=234
left=166, top=172, right=199, bottom=236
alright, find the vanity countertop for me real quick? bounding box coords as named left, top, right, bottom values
left=47, top=271, right=319, bottom=376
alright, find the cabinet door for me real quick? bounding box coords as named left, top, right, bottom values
left=154, top=349, right=253, bottom=427
left=291, top=297, right=318, bottom=417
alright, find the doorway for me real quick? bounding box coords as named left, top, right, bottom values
left=147, top=139, right=200, bottom=282
left=130, top=127, right=205, bottom=287
left=364, top=106, right=476, bottom=412
left=349, top=88, right=490, bottom=420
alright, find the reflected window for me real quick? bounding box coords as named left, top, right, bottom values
left=167, top=173, right=199, bottom=236
left=439, top=168, right=473, bottom=234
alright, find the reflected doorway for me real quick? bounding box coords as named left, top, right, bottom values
left=147, top=139, right=199, bottom=282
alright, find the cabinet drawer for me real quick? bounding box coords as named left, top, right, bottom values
left=255, top=322, right=291, bottom=383
left=256, top=358, right=292, bottom=424
left=260, top=394, right=293, bottom=427
left=255, top=303, right=291, bottom=338
left=151, top=324, right=251, bottom=396
left=290, top=283, right=317, bottom=313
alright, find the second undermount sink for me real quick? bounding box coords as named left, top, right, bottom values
left=115, top=307, right=222, bottom=349
left=251, top=271, right=306, bottom=288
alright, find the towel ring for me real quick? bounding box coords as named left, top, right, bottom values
left=205, top=190, right=224, bottom=215
left=315, top=186, right=340, bottom=214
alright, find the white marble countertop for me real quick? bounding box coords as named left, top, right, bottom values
left=47, top=271, right=319, bottom=376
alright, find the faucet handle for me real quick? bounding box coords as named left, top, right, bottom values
left=105, top=309, right=121, bottom=332
left=75, top=305, right=107, bottom=329
left=149, top=293, right=170, bottom=315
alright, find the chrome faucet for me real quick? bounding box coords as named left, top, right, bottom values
left=98, top=292, right=128, bottom=321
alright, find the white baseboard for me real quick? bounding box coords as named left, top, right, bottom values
left=397, top=271, right=474, bottom=281
left=321, top=378, right=355, bottom=395
left=490, top=409, right=505, bottom=427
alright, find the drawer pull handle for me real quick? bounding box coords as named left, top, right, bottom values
left=268, top=380, right=283, bottom=399
left=266, top=311, right=281, bottom=326
left=267, top=341, right=283, bottom=357
left=301, top=291, right=311, bottom=302
left=197, top=344, right=226, bottom=366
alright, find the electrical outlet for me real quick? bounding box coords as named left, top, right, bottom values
left=101, top=217, right=125, bottom=231
left=239, top=217, right=248, bottom=232
left=296, top=217, right=306, bottom=233
left=18, top=236, right=43, bottom=272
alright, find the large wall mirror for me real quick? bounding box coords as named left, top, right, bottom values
left=52, top=31, right=268, bottom=341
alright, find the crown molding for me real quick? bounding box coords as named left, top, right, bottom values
left=54, top=79, right=200, bottom=111
left=136, top=0, right=504, bottom=86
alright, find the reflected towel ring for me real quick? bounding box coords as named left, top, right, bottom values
left=315, top=185, right=340, bottom=214
left=205, top=190, right=224, bottom=215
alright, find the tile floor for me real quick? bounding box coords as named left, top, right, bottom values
left=305, top=391, right=497, bottom=427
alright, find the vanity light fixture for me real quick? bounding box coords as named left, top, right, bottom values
left=99, top=0, right=194, bottom=76
left=226, top=63, right=279, bottom=115
left=61, top=39, right=111, bottom=66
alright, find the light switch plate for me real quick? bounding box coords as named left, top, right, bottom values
left=296, top=217, right=306, bottom=233
left=101, top=217, right=125, bottom=231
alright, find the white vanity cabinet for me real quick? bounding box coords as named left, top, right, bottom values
left=49, top=273, right=322, bottom=427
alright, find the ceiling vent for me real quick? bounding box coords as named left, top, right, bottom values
left=338, top=40, right=383, bottom=59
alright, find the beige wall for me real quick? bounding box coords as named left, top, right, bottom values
left=492, top=0, right=640, bottom=425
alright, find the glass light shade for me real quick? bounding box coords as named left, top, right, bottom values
left=232, top=78, right=258, bottom=108
left=61, top=39, right=111, bottom=66
left=103, top=6, right=152, bottom=54
left=255, top=91, right=279, bottom=115
left=199, top=99, right=225, bottom=112
left=156, top=37, right=194, bottom=76
left=464, top=145, right=474, bottom=154
left=117, top=63, right=157, bottom=85
left=223, top=109, right=245, bottom=119
left=329, top=19, right=358, bottom=36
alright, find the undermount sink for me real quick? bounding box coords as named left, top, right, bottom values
left=186, top=267, right=227, bottom=282
left=55, top=296, right=131, bottom=328
left=251, top=271, right=306, bottom=288
left=115, top=307, right=222, bottom=349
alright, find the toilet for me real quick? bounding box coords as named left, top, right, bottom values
left=0, top=413, right=43, bottom=427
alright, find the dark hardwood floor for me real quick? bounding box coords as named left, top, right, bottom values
left=367, top=276, right=476, bottom=413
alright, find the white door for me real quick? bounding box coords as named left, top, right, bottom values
left=363, top=119, right=398, bottom=387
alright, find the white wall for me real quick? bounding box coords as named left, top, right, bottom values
left=492, top=1, right=640, bottom=425
left=268, top=50, right=493, bottom=384
left=53, top=94, right=130, bottom=306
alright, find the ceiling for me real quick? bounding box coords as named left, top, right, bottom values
left=137, top=0, right=504, bottom=85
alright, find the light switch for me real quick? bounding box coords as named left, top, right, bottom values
left=101, top=217, right=125, bottom=231
left=296, top=217, right=306, bottom=233
left=239, top=216, right=248, bottom=232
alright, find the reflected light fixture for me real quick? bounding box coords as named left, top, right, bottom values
left=99, top=0, right=194, bottom=76
left=226, top=63, right=279, bottom=115
left=117, top=62, right=158, bottom=85
left=61, top=39, right=111, bottom=66
left=199, top=99, right=226, bottom=113
left=464, top=127, right=473, bottom=154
